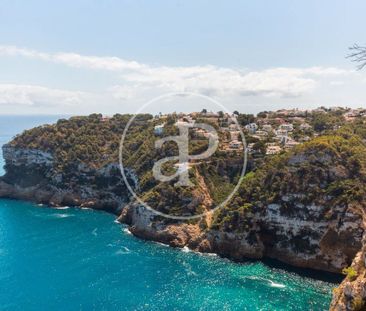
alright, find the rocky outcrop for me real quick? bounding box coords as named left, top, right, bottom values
left=330, top=209, right=366, bottom=311
left=0, top=144, right=132, bottom=214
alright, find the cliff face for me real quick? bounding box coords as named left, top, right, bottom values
left=2, top=116, right=366, bottom=310
left=329, top=211, right=366, bottom=311
left=118, top=185, right=363, bottom=273
left=0, top=144, right=131, bottom=213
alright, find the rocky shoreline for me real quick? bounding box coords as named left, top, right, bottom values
left=2, top=122, right=366, bottom=310
left=0, top=167, right=363, bottom=274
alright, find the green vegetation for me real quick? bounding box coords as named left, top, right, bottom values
left=213, top=123, right=366, bottom=232
left=342, top=266, right=358, bottom=281
left=310, top=111, right=345, bottom=133
left=8, top=113, right=243, bottom=220
left=237, top=114, right=255, bottom=126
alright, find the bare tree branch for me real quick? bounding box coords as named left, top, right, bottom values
left=347, top=44, right=366, bottom=70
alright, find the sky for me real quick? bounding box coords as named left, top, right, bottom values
left=0, top=0, right=366, bottom=115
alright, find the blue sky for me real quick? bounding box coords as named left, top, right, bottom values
left=0, top=0, right=366, bottom=114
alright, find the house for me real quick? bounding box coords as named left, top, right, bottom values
left=275, top=129, right=288, bottom=137
left=252, top=130, right=268, bottom=140
left=229, top=123, right=239, bottom=131
left=230, top=131, right=240, bottom=140
left=266, top=144, right=282, bottom=155
left=262, top=124, right=273, bottom=132
left=175, top=118, right=193, bottom=127
left=229, top=140, right=243, bottom=149
left=344, top=111, right=357, bottom=122
left=245, top=123, right=258, bottom=134
left=279, top=123, right=294, bottom=132
left=246, top=143, right=255, bottom=153
left=154, top=124, right=165, bottom=135
left=274, top=117, right=286, bottom=124
left=275, top=135, right=289, bottom=144
left=284, top=140, right=300, bottom=149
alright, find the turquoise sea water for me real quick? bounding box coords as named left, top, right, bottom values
left=0, top=116, right=337, bottom=310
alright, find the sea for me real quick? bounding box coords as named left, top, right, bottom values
left=0, top=115, right=338, bottom=310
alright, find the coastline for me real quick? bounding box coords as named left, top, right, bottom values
left=0, top=194, right=343, bottom=285
left=0, top=183, right=346, bottom=280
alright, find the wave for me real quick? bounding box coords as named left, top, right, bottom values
left=244, top=276, right=286, bottom=288
left=92, top=228, right=98, bottom=236
left=52, top=213, right=74, bottom=219
left=197, top=251, right=217, bottom=257
left=268, top=280, right=286, bottom=288
left=115, top=246, right=131, bottom=255
left=55, top=206, right=70, bottom=210
left=123, top=228, right=132, bottom=235
left=181, top=246, right=191, bottom=253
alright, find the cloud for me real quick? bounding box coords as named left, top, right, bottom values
left=0, top=45, right=146, bottom=71
left=0, top=84, right=88, bottom=107
left=0, top=45, right=353, bottom=98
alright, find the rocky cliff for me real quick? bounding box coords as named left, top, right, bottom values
left=119, top=136, right=365, bottom=274
left=0, top=144, right=130, bottom=213
left=1, top=115, right=366, bottom=310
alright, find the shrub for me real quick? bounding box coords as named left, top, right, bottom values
left=342, top=266, right=358, bottom=281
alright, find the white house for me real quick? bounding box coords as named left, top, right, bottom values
left=154, top=124, right=165, bottom=135
left=255, top=130, right=268, bottom=137
left=262, top=124, right=273, bottom=132
left=245, top=123, right=258, bottom=134
left=275, top=129, right=288, bottom=137
left=266, top=145, right=282, bottom=155
left=229, top=123, right=239, bottom=131
left=279, top=123, right=294, bottom=132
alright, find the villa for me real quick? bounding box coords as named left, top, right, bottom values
left=154, top=124, right=165, bottom=135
